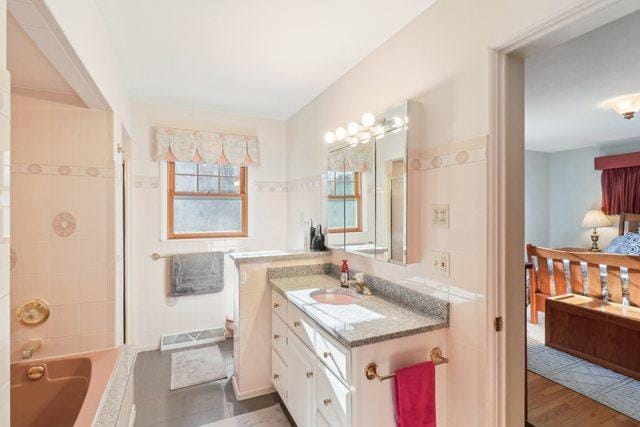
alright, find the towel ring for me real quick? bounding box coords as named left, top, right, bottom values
left=365, top=347, right=448, bottom=381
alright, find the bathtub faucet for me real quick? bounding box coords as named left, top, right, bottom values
left=21, top=338, right=43, bottom=359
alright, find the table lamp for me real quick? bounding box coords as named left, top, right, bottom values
left=580, top=209, right=611, bottom=252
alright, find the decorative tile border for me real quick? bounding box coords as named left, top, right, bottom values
left=133, top=175, right=160, bottom=189
left=11, top=163, right=115, bottom=178
left=254, top=181, right=288, bottom=192
left=414, top=134, right=488, bottom=170
left=286, top=174, right=323, bottom=192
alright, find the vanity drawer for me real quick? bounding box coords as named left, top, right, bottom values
left=315, top=361, right=351, bottom=427
left=316, top=410, right=331, bottom=427
left=271, top=312, right=288, bottom=362
left=287, top=303, right=315, bottom=349
left=315, top=328, right=350, bottom=385
left=271, top=350, right=288, bottom=403
left=272, top=290, right=287, bottom=320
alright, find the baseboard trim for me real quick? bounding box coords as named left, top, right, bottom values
left=231, top=376, right=275, bottom=401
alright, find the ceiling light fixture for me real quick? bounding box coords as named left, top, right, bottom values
left=324, top=131, right=336, bottom=144
left=601, top=93, right=640, bottom=120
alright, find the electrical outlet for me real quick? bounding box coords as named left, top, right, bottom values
left=431, top=204, right=449, bottom=228
left=430, top=251, right=450, bottom=277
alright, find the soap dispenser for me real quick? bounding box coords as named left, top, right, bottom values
left=311, top=224, right=326, bottom=252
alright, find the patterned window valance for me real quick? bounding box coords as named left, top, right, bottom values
left=155, top=127, right=260, bottom=166
left=327, top=143, right=373, bottom=172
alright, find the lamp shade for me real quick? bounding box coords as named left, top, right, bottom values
left=580, top=209, right=611, bottom=228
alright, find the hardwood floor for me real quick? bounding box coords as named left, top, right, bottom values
left=527, top=372, right=639, bottom=426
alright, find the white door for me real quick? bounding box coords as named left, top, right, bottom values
left=287, top=333, right=316, bottom=427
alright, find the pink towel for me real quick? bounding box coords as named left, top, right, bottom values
left=393, top=361, right=436, bottom=427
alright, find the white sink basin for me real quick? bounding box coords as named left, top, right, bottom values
left=310, top=288, right=362, bottom=305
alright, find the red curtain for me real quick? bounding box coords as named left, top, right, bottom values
left=601, top=166, right=640, bottom=215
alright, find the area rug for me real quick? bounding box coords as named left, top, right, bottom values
left=527, top=319, right=640, bottom=421
left=202, top=404, right=291, bottom=427
left=170, top=346, right=227, bottom=390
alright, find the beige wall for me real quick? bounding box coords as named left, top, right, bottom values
left=0, top=0, right=9, bottom=421
left=9, top=93, right=115, bottom=361
left=285, top=0, right=599, bottom=424
left=129, top=102, right=288, bottom=349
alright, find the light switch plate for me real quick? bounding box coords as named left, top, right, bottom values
left=430, top=204, right=449, bottom=228
left=430, top=251, right=450, bottom=277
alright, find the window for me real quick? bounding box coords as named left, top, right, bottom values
left=168, top=162, right=247, bottom=238
left=327, top=171, right=362, bottom=233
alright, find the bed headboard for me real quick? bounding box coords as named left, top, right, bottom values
left=619, top=212, right=640, bottom=235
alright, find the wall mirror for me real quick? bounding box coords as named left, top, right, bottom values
left=325, top=101, right=420, bottom=265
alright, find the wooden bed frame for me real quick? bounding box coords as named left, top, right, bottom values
left=527, top=212, right=640, bottom=324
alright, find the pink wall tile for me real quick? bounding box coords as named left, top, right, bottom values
left=78, top=240, right=107, bottom=271
left=51, top=103, right=79, bottom=166
left=50, top=176, right=79, bottom=213
left=19, top=209, right=50, bottom=242
left=79, top=110, right=109, bottom=168
left=19, top=274, right=51, bottom=302
left=19, top=174, right=50, bottom=211
left=51, top=336, right=80, bottom=356
left=78, top=270, right=107, bottom=303
left=19, top=96, right=50, bottom=165
left=50, top=274, right=79, bottom=305
left=78, top=178, right=107, bottom=240
left=50, top=304, right=79, bottom=338
left=50, top=240, right=78, bottom=274
left=18, top=242, right=50, bottom=275
left=79, top=333, right=107, bottom=352
left=78, top=301, right=108, bottom=334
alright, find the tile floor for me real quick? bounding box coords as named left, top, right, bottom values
left=133, top=339, right=288, bottom=426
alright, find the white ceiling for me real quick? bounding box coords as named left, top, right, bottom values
left=525, top=10, right=640, bottom=152
left=94, top=0, right=436, bottom=119
left=7, top=13, right=76, bottom=95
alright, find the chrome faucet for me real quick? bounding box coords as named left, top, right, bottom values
left=21, top=338, right=43, bottom=360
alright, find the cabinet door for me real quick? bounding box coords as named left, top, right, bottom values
left=316, top=410, right=331, bottom=427
left=287, top=302, right=315, bottom=349
left=315, top=361, right=350, bottom=427
left=287, top=333, right=316, bottom=427
left=271, top=350, right=288, bottom=403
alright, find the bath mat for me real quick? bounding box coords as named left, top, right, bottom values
left=202, top=404, right=291, bottom=427
left=170, top=346, right=226, bottom=390
left=527, top=317, right=640, bottom=421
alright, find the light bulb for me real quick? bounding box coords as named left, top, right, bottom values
left=347, top=122, right=360, bottom=136
left=335, top=127, right=347, bottom=141
left=324, top=131, right=336, bottom=144
left=391, top=116, right=403, bottom=128
left=361, top=113, right=375, bottom=127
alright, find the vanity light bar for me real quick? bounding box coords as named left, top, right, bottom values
left=324, top=112, right=406, bottom=144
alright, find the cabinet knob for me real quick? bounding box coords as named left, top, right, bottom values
left=273, top=334, right=279, bottom=340
left=323, top=351, right=331, bottom=358
left=293, top=321, right=301, bottom=327
left=273, top=373, right=279, bottom=380
left=306, top=371, right=313, bottom=378
left=323, top=398, right=332, bottom=406
left=273, top=303, right=280, bottom=309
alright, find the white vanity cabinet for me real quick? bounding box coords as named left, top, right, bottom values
left=270, top=289, right=447, bottom=427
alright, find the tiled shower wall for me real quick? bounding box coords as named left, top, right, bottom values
left=9, top=93, right=115, bottom=361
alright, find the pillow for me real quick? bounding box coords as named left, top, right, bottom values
left=603, top=232, right=640, bottom=255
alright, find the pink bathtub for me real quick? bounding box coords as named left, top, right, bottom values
left=11, top=347, right=120, bottom=427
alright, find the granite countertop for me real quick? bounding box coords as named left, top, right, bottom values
left=228, top=249, right=331, bottom=265
left=269, top=274, right=448, bottom=348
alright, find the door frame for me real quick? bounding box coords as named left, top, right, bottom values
left=488, top=0, right=640, bottom=424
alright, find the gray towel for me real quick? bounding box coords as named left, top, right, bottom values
left=171, top=252, right=224, bottom=296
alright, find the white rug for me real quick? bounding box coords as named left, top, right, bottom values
left=202, top=404, right=291, bottom=427
left=527, top=309, right=640, bottom=421
left=170, top=346, right=227, bottom=390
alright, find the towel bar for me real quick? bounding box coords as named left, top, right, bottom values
left=151, top=250, right=234, bottom=260
left=364, top=347, right=448, bottom=381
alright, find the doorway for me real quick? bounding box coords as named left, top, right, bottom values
left=491, top=1, right=640, bottom=425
